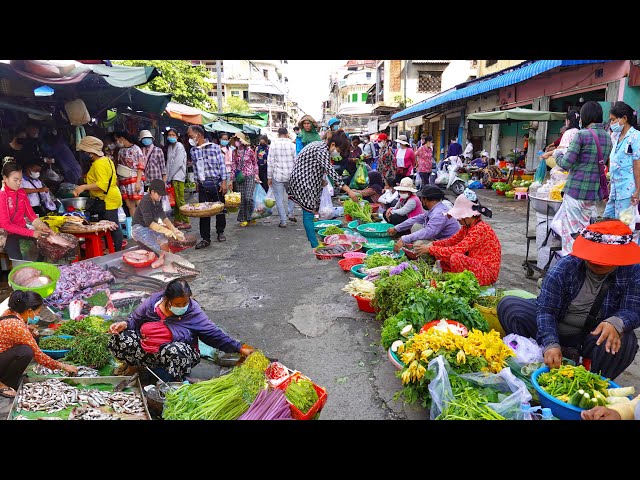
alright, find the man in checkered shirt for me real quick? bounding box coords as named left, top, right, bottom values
left=187, top=125, right=229, bottom=247
left=267, top=127, right=298, bottom=227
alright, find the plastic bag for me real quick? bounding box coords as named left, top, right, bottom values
left=427, top=356, right=453, bottom=420
left=251, top=184, right=272, bottom=220
left=534, top=157, right=547, bottom=184
left=319, top=184, right=335, bottom=219
left=117, top=207, right=127, bottom=223
left=349, top=161, right=369, bottom=189
left=42, top=166, right=63, bottom=183
left=503, top=333, right=544, bottom=365
left=264, top=187, right=276, bottom=209
left=166, top=185, right=176, bottom=207
left=619, top=205, right=636, bottom=226
left=161, top=196, right=172, bottom=214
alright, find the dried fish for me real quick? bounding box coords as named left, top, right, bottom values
left=32, top=365, right=100, bottom=378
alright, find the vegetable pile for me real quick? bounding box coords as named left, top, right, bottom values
left=322, top=225, right=345, bottom=236
left=343, top=199, right=373, bottom=223
left=57, top=316, right=110, bottom=336
left=40, top=336, right=73, bottom=351
left=284, top=377, right=319, bottom=414
left=364, top=252, right=400, bottom=269
left=342, top=278, right=376, bottom=300
left=237, top=389, right=292, bottom=420
left=436, top=375, right=505, bottom=420
left=64, top=333, right=111, bottom=369
left=536, top=364, right=611, bottom=408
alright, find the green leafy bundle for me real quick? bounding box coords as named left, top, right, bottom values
left=364, top=253, right=400, bottom=269
left=436, top=271, right=481, bottom=304
left=64, top=333, right=111, bottom=369
left=57, top=316, right=110, bottom=336
left=436, top=375, right=505, bottom=420
left=322, top=225, right=345, bottom=236
left=285, top=378, right=319, bottom=414
left=343, top=200, right=372, bottom=223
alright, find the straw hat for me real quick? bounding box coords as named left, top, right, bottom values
left=76, top=136, right=104, bottom=157
left=395, top=134, right=410, bottom=146
left=394, top=177, right=418, bottom=193
left=138, top=130, right=154, bottom=140
left=571, top=220, right=640, bottom=266
left=230, top=132, right=250, bottom=146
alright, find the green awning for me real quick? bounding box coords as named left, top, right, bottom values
left=203, top=120, right=243, bottom=133
left=467, top=107, right=566, bottom=123
left=90, top=64, right=161, bottom=88
left=213, top=111, right=265, bottom=120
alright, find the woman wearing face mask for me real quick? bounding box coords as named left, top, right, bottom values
left=288, top=129, right=360, bottom=249
left=541, top=109, right=580, bottom=169
left=384, top=177, right=423, bottom=225
left=218, top=132, right=234, bottom=179
left=0, top=159, right=54, bottom=260
left=21, top=161, right=57, bottom=216
left=230, top=132, right=260, bottom=227
left=102, top=133, right=119, bottom=162
left=114, top=130, right=146, bottom=219
left=139, top=130, right=167, bottom=185
left=418, top=188, right=501, bottom=286
left=108, top=279, right=255, bottom=382
left=0, top=290, right=78, bottom=398
left=376, top=133, right=396, bottom=181
left=72, top=136, right=124, bottom=251
left=604, top=101, right=640, bottom=219
left=165, top=128, right=190, bottom=230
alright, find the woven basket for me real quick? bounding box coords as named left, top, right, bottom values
left=180, top=202, right=225, bottom=218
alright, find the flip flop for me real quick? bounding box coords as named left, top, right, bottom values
left=0, top=386, right=16, bottom=399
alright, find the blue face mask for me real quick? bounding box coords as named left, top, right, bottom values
left=220, top=140, right=229, bottom=146
left=28, top=315, right=40, bottom=325
left=169, top=303, right=189, bottom=316
left=167, top=137, right=177, bottom=144
left=141, top=138, right=153, bottom=146
left=610, top=121, right=623, bottom=133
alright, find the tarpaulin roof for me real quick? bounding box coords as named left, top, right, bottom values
left=165, top=101, right=216, bottom=124
left=466, top=107, right=566, bottom=123
left=203, top=120, right=243, bottom=133
left=391, top=60, right=613, bottom=122
left=212, top=111, right=265, bottom=120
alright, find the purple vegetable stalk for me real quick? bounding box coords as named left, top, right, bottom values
left=389, top=262, right=418, bottom=276
left=238, top=389, right=293, bottom=420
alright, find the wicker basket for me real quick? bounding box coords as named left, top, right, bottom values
left=180, top=202, right=225, bottom=218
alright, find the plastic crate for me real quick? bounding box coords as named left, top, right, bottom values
left=277, top=372, right=328, bottom=420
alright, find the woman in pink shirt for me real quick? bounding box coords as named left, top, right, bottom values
left=415, top=135, right=434, bottom=186
left=0, top=159, right=54, bottom=259
left=394, top=135, right=415, bottom=183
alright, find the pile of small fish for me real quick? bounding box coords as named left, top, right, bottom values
left=315, top=245, right=347, bottom=256
left=32, top=365, right=100, bottom=377
left=70, top=406, right=117, bottom=420
left=16, top=379, right=146, bottom=418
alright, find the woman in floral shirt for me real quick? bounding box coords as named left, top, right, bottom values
left=231, top=132, right=260, bottom=226
left=0, top=291, right=77, bottom=397
left=415, top=135, right=434, bottom=186
left=416, top=189, right=501, bottom=286
left=115, top=130, right=146, bottom=219
left=376, top=133, right=396, bottom=180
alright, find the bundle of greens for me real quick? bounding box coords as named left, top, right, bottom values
left=322, top=225, right=345, bottom=236
left=57, top=316, right=110, bottom=336
left=343, top=199, right=373, bottom=223
left=473, top=290, right=506, bottom=309
left=436, top=375, right=505, bottom=420
left=64, top=333, right=111, bottom=369
left=284, top=377, right=319, bottom=414
left=364, top=252, right=400, bottom=269
left=40, top=336, right=73, bottom=351
left=436, top=271, right=481, bottom=304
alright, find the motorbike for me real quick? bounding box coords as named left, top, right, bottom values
left=434, top=156, right=467, bottom=195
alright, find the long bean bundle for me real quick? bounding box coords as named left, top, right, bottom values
left=284, top=378, right=319, bottom=414
left=238, top=389, right=293, bottom=420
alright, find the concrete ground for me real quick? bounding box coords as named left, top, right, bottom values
left=2, top=187, right=639, bottom=419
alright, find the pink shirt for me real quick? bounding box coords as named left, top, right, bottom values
left=416, top=145, right=433, bottom=173
left=0, top=186, right=38, bottom=237
left=395, top=147, right=415, bottom=173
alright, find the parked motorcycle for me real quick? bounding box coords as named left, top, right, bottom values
left=435, top=156, right=467, bottom=195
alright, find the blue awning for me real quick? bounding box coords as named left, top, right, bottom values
left=391, top=60, right=613, bottom=122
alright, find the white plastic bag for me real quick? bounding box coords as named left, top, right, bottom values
left=161, top=196, right=172, bottom=214
left=319, top=184, right=335, bottom=219
left=503, top=333, right=544, bottom=365
left=619, top=205, right=636, bottom=226
left=251, top=184, right=272, bottom=220
left=117, top=207, right=127, bottom=223
left=264, top=187, right=276, bottom=209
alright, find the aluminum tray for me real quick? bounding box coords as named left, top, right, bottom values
left=8, top=375, right=152, bottom=420
left=529, top=195, right=562, bottom=216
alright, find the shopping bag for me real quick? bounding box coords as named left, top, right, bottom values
left=251, top=184, right=272, bottom=220
left=166, top=185, right=176, bottom=207
left=534, top=157, right=547, bottom=184
left=619, top=205, right=636, bottom=226
left=264, top=187, right=276, bottom=209
left=117, top=207, right=127, bottom=223
left=319, top=184, right=335, bottom=219
left=349, top=161, right=369, bottom=189
left=503, top=334, right=543, bottom=365
left=161, top=196, right=172, bottom=214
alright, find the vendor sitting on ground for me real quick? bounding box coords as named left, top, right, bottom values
left=350, top=170, right=384, bottom=204
left=384, top=177, right=423, bottom=225
left=377, top=175, right=399, bottom=210
left=388, top=185, right=460, bottom=252
left=0, top=291, right=77, bottom=398
left=108, top=279, right=255, bottom=382
left=416, top=188, right=501, bottom=286
left=469, top=151, right=489, bottom=169
left=0, top=158, right=54, bottom=260
left=497, top=220, right=640, bottom=380
left=131, top=179, right=185, bottom=268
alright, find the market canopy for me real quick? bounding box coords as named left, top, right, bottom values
left=212, top=111, right=265, bottom=120
left=165, top=101, right=216, bottom=125
left=467, top=108, right=566, bottom=123
left=203, top=120, right=243, bottom=134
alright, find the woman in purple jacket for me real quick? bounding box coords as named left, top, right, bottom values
left=108, top=279, right=254, bottom=382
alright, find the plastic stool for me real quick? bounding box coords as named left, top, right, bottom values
left=71, top=231, right=116, bottom=260
left=514, top=191, right=528, bottom=200
left=120, top=217, right=133, bottom=239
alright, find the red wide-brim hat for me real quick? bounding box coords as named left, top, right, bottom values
left=570, top=220, right=640, bottom=266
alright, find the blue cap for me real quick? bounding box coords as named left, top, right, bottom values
left=328, top=117, right=340, bottom=127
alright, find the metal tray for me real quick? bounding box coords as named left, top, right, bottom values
left=529, top=195, right=562, bottom=216
left=8, top=375, right=152, bottom=420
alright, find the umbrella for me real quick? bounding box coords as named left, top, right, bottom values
left=203, top=120, right=242, bottom=134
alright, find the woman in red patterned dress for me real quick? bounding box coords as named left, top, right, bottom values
left=414, top=188, right=501, bottom=286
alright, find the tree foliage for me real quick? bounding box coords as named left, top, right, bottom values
left=394, top=95, right=414, bottom=110
left=114, top=60, right=211, bottom=110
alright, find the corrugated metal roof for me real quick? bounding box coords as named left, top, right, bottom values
left=391, top=60, right=613, bottom=121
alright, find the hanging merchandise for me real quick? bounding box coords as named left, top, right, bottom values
left=64, top=99, right=91, bottom=126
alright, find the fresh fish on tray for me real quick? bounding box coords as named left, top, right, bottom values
left=32, top=365, right=100, bottom=377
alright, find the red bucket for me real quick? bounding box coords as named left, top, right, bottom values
left=353, top=295, right=376, bottom=313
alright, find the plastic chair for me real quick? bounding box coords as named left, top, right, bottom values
left=120, top=217, right=133, bottom=239
left=514, top=191, right=528, bottom=200
left=72, top=231, right=115, bottom=261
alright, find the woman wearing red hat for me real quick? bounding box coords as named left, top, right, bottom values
left=376, top=134, right=396, bottom=180
left=417, top=188, right=501, bottom=286
left=498, top=220, right=640, bottom=379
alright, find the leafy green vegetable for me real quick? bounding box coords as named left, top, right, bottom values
left=285, top=378, right=319, bottom=414
left=474, top=290, right=505, bottom=309
left=57, top=316, right=110, bottom=336
left=86, top=291, right=110, bottom=308
left=40, top=336, right=73, bottom=350
left=64, top=333, right=111, bottom=369
left=323, top=225, right=345, bottom=236
left=343, top=199, right=373, bottom=223
left=364, top=253, right=400, bottom=269
left=436, top=271, right=481, bottom=304
left=436, top=375, right=505, bottom=420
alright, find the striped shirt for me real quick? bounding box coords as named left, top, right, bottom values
left=555, top=124, right=613, bottom=201
left=267, top=137, right=297, bottom=183
left=190, top=142, right=229, bottom=183
left=142, top=145, right=167, bottom=182
left=288, top=141, right=344, bottom=212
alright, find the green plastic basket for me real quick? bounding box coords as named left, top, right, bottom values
left=9, top=262, right=61, bottom=298
left=318, top=227, right=346, bottom=238
left=350, top=264, right=368, bottom=279
left=363, top=240, right=395, bottom=251
left=365, top=247, right=404, bottom=259
left=356, top=222, right=392, bottom=238
left=347, top=220, right=360, bottom=230
left=313, top=219, right=342, bottom=231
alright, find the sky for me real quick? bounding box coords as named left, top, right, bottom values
left=286, top=60, right=348, bottom=121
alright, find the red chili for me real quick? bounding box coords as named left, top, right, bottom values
left=430, top=279, right=438, bottom=289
